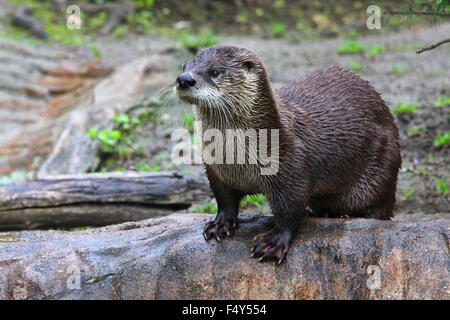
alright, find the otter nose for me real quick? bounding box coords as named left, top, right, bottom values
left=177, top=73, right=196, bottom=88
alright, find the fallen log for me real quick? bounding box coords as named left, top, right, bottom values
left=0, top=172, right=210, bottom=231
left=0, top=213, right=448, bottom=300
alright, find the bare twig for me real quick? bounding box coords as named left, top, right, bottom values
left=416, top=38, right=450, bottom=53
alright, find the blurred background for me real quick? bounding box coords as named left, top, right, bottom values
left=0, top=0, right=448, bottom=220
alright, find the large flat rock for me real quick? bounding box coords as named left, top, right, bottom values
left=0, top=213, right=448, bottom=299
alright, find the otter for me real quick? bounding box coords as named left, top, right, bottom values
left=176, top=45, right=401, bottom=264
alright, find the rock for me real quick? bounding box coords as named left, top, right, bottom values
left=0, top=214, right=448, bottom=299
left=37, top=56, right=164, bottom=177
left=0, top=40, right=114, bottom=177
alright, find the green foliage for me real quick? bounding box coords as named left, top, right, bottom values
left=180, top=28, right=218, bottom=52
left=270, top=22, right=286, bottom=37
left=112, top=25, right=129, bottom=38
left=415, top=166, right=427, bottom=175
left=433, top=132, right=450, bottom=148
left=434, top=95, right=450, bottom=107
left=69, top=226, right=91, bottom=232
left=274, top=0, right=285, bottom=9
left=425, top=70, right=443, bottom=77
left=135, top=0, right=154, bottom=9
left=90, top=44, right=102, bottom=58
left=337, top=41, right=364, bottom=54
left=240, top=194, right=266, bottom=209
left=406, top=125, right=427, bottom=137
left=191, top=203, right=218, bottom=214
left=394, top=44, right=405, bottom=52
left=88, top=12, right=108, bottom=29
left=295, top=22, right=308, bottom=31
left=0, top=170, right=33, bottom=184
left=236, top=10, right=249, bottom=24
left=348, top=61, right=362, bottom=72
left=346, top=29, right=358, bottom=40
left=402, top=186, right=415, bottom=201
left=389, top=102, right=420, bottom=114
left=181, top=112, right=195, bottom=133
left=136, top=161, right=161, bottom=172
left=129, top=10, right=152, bottom=33
left=87, top=109, right=154, bottom=157
left=391, top=64, right=409, bottom=75
left=113, top=114, right=141, bottom=130
left=433, top=177, right=449, bottom=196
left=367, top=44, right=385, bottom=57
left=87, top=129, right=125, bottom=154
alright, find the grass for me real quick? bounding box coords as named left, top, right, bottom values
left=367, top=44, right=385, bottom=57
left=69, top=226, right=91, bottom=232
left=90, top=44, right=102, bottom=58
left=402, top=186, right=415, bottom=201
left=433, top=177, right=449, bottom=196
left=270, top=22, right=286, bottom=37
left=394, top=44, right=405, bottom=52
left=348, top=61, right=362, bottom=72
left=181, top=112, right=195, bottom=133
left=87, top=129, right=125, bottom=154
left=337, top=41, right=364, bottom=54
left=434, top=95, right=450, bottom=107
left=135, top=161, right=161, bottom=172
left=191, top=203, right=218, bottom=214
left=296, top=22, right=308, bottom=31
left=415, top=166, right=427, bottom=175
left=0, top=170, right=33, bottom=184
left=391, top=64, right=409, bottom=75
left=425, top=70, right=443, bottom=77
left=240, top=194, right=267, bottom=213
left=406, top=126, right=427, bottom=137
left=389, top=102, right=420, bottom=114
left=179, top=28, right=218, bottom=52
left=346, top=29, right=358, bottom=40
left=433, top=132, right=450, bottom=148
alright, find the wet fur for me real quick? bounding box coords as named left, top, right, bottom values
left=177, top=45, right=401, bottom=263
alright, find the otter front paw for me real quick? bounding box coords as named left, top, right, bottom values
left=203, top=214, right=238, bottom=242
left=251, top=227, right=293, bottom=265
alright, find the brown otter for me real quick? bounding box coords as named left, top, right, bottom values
left=176, top=45, right=401, bottom=264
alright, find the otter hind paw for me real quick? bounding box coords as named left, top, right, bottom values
left=251, top=227, right=293, bottom=265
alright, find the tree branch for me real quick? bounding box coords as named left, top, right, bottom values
left=416, top=38, right=450, bottom=53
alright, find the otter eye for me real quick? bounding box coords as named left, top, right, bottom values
left=210, top=70, right=220, bottom=78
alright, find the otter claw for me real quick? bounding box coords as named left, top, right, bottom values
left=203, top=216, right=238, bottom=242
left=251, top=227, right=293, bottom=265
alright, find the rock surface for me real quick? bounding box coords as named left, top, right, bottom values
left=0, top=213, right=448, bottom=300
left=0, top=39, right=113, bottom=177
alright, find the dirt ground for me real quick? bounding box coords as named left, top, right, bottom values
left=1, top=13, right=448, bottom=218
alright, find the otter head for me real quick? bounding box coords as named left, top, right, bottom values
left=176, top=45, right=267, bottom=118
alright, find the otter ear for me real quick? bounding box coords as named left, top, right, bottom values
left=243, top=60, right=254, bottom=72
